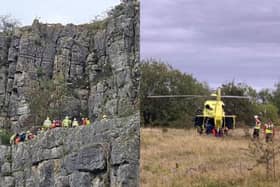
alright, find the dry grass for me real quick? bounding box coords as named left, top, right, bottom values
left=141, top=128, right=280, bottom=187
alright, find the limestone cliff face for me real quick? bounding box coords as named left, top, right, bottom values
left=0, top=0, right=139, bottom=186
left=0, top=1, right=140, bottom=132
left=0, top=114, right=139, bottom=187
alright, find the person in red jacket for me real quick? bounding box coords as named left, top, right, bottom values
left=81, top=118, right=87, bottom=126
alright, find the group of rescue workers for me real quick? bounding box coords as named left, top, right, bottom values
left=10, top=115, right=108, bottom=145
left=9, top=130, right=35, bottom=145
left=252, top=115, right=275, bottom=142
left=203, top=123, right=229, bottom=137
left=42, top=116, right=91, bottom=130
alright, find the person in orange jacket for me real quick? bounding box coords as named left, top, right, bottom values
left=15, top=136, right=21, bottom=144
left=51, top=120, right=56, bottom=129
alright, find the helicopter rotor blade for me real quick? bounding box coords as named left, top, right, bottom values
left=147, top=95, right=207, bottom=98
left=221, top=95, right=251, bottom=99
left=147, top=95, right=251, bottom=99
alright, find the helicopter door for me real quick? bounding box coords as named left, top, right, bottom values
left=224, top=116, right=235, bottom=129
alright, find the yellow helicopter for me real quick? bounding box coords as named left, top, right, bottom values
left=148, top=88, right=250, bottom=135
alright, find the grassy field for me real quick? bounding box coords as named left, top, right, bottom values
left=141, top=127, right=280, bottom=187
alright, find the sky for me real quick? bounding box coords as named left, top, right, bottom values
left=141, top=0, right=280, bottom=91
left=0, top=0, right=120, bottom=25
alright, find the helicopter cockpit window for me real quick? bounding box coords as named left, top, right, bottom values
left=205, top=104, right=213, bottom=110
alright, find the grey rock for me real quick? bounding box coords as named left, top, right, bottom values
left=54, top=176, right=70, bottom=187
left=37, top=160, right=55, bottom=187
left=69, top=172, right=91, bottom=187
left=0, top=176, right=15, bottom=187
left=63, top=144, right=107, bottom=174
left=1, top=162, right=11, bottom=175
left=13, top=171, right=24, bottom=187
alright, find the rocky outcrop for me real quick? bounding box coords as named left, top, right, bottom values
left=0, top=0, right=139, bottom=186
left=0, top=0, right=140, bottom=132
left=0, top=114, right=139, bottom=187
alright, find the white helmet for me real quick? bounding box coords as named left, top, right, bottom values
left=254, top=115, right=258, bottom=119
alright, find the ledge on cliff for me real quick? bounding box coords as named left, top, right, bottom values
left=0, top=113, right=139, bottom=187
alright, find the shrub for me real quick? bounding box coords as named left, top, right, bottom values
left=0, top=129, right=12, bottom=145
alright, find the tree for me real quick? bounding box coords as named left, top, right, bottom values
left=140, top=59, right=209, bottom=127
left=271, top=83, right=280, bottom=115
left=221, top=81, right=258, bottom=125
left=0, top=15, right=20, bottom=33
left=27, top=73, right=71, bottom=127
left=255, top=103, right=278, bottom=123
left=258, top=89, right=273, bottom=104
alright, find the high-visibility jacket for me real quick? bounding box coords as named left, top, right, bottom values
left=43, top=119, right=51, bottom=129
left=62, top=119, right=71, bottom=127
left=254, top=119, right=261, bottom=129
left=86, top=119, right=90, bottom=126
left=72, top=120, right=79, bottom=127
left=265, top=124, right=274, bottom=134
left=254, top=124, right=261, bottom=130
left=10, top=134, right=16, bottom=144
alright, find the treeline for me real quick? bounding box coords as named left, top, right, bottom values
left=140, top=59, right=280, bottom=128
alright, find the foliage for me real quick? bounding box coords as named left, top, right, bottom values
left=245, top=141, right=280, bottom=179
left=107, top=3, right=125, bottom=17
left=36, top=67, right=45, bottom=78
left=271, top=83, right=280, bottom=115
left=0, top=15, right=20, bottom=33
left=221, top=82, right=278, bottom=125
left=258, top=89, right=273, bottom=104
left=255, top=103, right=278, bottom=123
left=0, top=129, right=12, bottom=145
left=221, top=81, right=258, bottom=125
left=88, top=18, right=108, bottom=31
left=140, top=59, right=209, bottom=128
left=27, top=73, right=72, bottom=126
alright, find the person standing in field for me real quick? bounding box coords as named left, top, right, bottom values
left=253, top=115, right=261, bottom=139
left=264, top=120, right=274, bottom=143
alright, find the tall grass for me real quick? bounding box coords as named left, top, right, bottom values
left=141, top=128, right=280, bottom=187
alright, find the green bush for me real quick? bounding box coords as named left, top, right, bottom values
left=0, top=129, right=12, bottom=145
left=86, top=18, right=109, bottom=32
